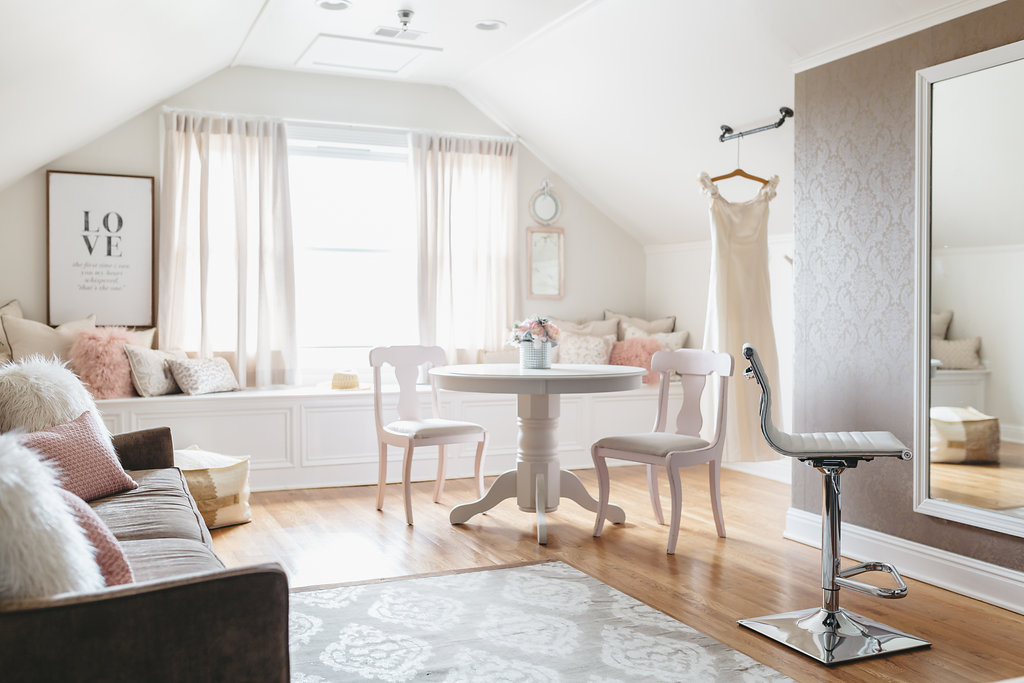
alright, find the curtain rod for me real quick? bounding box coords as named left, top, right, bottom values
left=161, top=107, right=517, bottom=143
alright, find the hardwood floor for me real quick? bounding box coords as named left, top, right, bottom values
left=212, top=466, right=1024, bottom=682
left=931, top=442, right=1024, bottom=511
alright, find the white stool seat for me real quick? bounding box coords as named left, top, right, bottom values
left=770, top=430, right=909, bottom=457
left=595, top=433, right=709, bottom=458
left=385, top=419, right=485, bottom=440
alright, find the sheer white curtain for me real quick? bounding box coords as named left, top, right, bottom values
left=411, top=133, right=518, bottom=363
left=159, top=110, right=297, bottom=387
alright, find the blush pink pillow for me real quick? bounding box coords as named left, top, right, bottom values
left=610, top=337, right=663, bottom=385
left=69, top=327, right=136, bottom=399
left=21, top=412, right=137, bottom=501
left=57, top=488, right=134, bottom=586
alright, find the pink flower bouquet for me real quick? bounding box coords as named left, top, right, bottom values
left=507, top=316, right=560, bottom=348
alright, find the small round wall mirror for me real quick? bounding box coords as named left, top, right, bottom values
left=529, top=183, right=560, bottom=225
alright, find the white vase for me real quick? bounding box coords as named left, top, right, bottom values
left=520, top=342, right=552, bottom=369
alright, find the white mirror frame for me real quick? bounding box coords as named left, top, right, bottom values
left=914, top=38, right=1024, bottom=538
left=529, top=187, right=560, bottom=225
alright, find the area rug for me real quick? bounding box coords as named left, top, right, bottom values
left=288, top=561, right=791, bottom=682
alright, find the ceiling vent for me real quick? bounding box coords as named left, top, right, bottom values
left=373, top=26, right=424, bottom=41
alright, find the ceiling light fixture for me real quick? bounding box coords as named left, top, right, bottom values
left=475, top=19, right=506, bottom=31
left=315, top=0, right=352, bottom=10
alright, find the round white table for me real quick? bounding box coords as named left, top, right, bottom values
left=429, top=363, right=646, bottom=544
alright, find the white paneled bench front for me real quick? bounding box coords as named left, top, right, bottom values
left=98, top=382, right=677, bottom=492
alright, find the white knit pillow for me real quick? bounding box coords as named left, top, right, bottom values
left=0, top=356, right=106, bottom=434
left=0, top=433, right=104, bottom=599
left=932, top=337, right=982, bottom=370
left=558, top=333, right=616, bottom=364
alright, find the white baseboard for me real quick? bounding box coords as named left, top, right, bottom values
left=1001, top=422, right=1024, bottom=444
left=785, top=507, right=1024, bottom=615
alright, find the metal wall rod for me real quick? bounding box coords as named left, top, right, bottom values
left=719, top=106, right=794, bottom=142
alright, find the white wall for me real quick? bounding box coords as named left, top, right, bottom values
left=517, top=149, right=644, bottom=322
left=0, top=66, right=645, bottom=327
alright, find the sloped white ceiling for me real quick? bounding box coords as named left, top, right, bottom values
left=0, top=0, right=264, bottom=191
left=0, top=0, right=1004, bottom=244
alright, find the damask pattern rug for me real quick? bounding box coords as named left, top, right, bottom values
left=288, top=561, right=791, bottom=682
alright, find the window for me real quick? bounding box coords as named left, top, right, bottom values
left=287, top=124, right=416, bottom=382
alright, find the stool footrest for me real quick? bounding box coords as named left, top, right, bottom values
left=836, top=561, right=908, bottom=599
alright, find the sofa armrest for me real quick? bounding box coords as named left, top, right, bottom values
left=0, top=564, right=289, bottom=683
left=112, top=426, right=174, bottom=470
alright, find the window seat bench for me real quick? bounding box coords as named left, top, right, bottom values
left=98, top=382, right=678, bottom=492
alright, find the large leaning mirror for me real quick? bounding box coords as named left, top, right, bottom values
left=915, top=38, right=1024, bottom=538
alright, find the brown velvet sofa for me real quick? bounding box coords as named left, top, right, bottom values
left=0, top=427, right=290, bottom=683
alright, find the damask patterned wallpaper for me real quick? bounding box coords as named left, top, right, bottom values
left=793, top=0, right=1024, bottom=570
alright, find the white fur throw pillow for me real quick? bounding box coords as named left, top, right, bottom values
left=0, top=355, right=106, bottom=434
left=0, top=433, right=104, bottom=598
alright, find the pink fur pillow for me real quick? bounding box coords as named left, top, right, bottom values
left=69, top=327, right=136, bottom=399
left=610, top=337, right=663, bottom=384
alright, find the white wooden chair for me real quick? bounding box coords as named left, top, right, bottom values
left=370, top=345, right=487, bottom=525
left=591, top=348, right=733, bottom=553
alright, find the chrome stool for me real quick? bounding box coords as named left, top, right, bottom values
left=738, top=344, right=930, bottom=665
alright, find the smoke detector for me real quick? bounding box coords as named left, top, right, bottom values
left=374, top=8, right=425, bottom=41
left=315, top=0, right=352, bottom=9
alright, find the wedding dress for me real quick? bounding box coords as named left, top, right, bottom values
left=699, top=172, right=781, bottom=462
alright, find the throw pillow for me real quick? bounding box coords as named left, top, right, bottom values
left=0, top=298, right=22, bottom=363
left=0, top=433, right=104, bottom=598
left=124, top=345, right=188, bottom=397
left=68, top=327, right=137, bottom=399
left=610, top=337, right=663, bottom=384
left=547, top=317, right=619, bottom=338
left=57, top=488, right=134, bottom=586
left=167, top=357, right=240, bottom=395
left=2, top=314, right=97, bottom=362
left=932, top=337, right=983, bottom=370
left=558, top=333, right=616, bottom=364
left=20, top=411, right=138, bottom=502
left=126, top=327, right=156, bottom=349
left=931, top=311, right=953, bottom=339
left=0, top=356, right=106, bottom=433
left=604, top=310, right=675, bottom=340
left=622, top=323, right=689, bottom=351
left=174, top=446, right=252, bottom=529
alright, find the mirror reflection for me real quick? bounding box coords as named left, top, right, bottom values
left=928, top=55, right=1024, bottom=518
left=528, top=226, right=563, bottom=299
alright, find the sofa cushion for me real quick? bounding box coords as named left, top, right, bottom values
left=90, top=468, right=212, bottom=546
left=119, top=538, right=224, bottom=583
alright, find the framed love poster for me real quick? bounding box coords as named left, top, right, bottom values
left=47, top=170, right=154, bottom=326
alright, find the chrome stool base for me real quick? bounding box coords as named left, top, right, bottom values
left=739, top=607, right=930, bottom=665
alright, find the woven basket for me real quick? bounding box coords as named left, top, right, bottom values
left=520, top=342, right=552, bottom=369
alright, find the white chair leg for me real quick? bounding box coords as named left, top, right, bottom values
left=709, top=459, right=726, bottom=538
left=473, top=436, right=486, bottom=497
left=666, top=464, right=683, bottom=554
left=647, top=463, right=665, bottom=525
left=402, top=444, right=415, bottom=525
left=592, top=447, right=611, bottom=538
left=433, top=445, right=447, bottom=503
left=376, top=442, right=387, bottom=511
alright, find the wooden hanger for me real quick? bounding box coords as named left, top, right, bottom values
left=710, top=168, right=769, bottom=186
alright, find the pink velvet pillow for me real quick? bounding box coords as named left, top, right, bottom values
left=69, top=327, right=137, bottom=399
left=21, top=412, right=137, bottom=501
left=610, top=337, right=663, bottom=385
left=57, top=488, right=134, bottom=586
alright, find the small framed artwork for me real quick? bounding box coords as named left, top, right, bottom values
left=46, top=170, right=155, bottom=326
left=527, top=226, right=564, bottom=299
